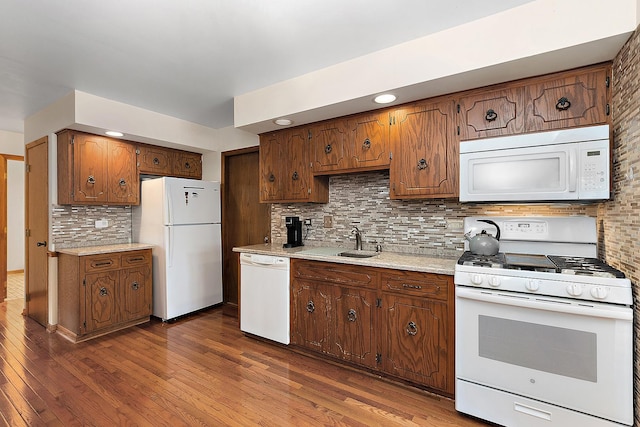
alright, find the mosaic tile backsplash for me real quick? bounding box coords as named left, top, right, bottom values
left=51, top=204, right=132, bottom=249
left=271, top=171, right=596, bottom=259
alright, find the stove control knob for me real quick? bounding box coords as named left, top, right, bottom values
left=470, top=274, right=484, bottom=285
left=590, top=286, right=609, bottom=300
left=488, top=276, right=501, bottom=287
left=525, top=279, right=540, bottom=292
left=566, top=284, right=583, bottom=296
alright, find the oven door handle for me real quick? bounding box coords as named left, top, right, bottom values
left=456, top=287, right=632, bottom=321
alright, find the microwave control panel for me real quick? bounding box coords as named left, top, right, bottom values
left=580, top=140, right=610, bottom=198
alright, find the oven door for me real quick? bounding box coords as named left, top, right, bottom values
left=455, top=287, right=633, bottom=425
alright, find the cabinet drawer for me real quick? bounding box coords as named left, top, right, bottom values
left=293, top=260, right=377, bottom=289
left=120, top=250, right=151, bottom=268
left=83, top=254, right=120, bottom=273
left=380, top=270, right=450, bottom=300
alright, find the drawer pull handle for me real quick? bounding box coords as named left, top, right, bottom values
left=347, top=309, right=357, bottom=322
left=93, top=261, right=113, bottom=267
left=87, top=175, right=96, bottom=184
left=402, top=283, right=422, bottom=289
left=119, top=178, right=127, bottom=186
left=485, top=109, right=498, bottom=122
left=153, top=157, right=160, bottom=165
left=184, top=162, right=191, bottom=169
left=306, top=301, right=315, bottom=313
left=417, top=158, right=428, bottom=170
left=362, top=138, right=371, bottom=149
left=131, top=281, right=139, bottom=290
left=324, top=144, right=332, bottom=154
left=556, top=97, right=571, bottom=111
left=268, top=173, right=276, bottom=182
left=406, top=321, right=418, bottom=336
left=99, top=287, right=108, bottom=296
left=127, top=257, right=144, bottom=262
left=292, top=171, right=299, bottom=181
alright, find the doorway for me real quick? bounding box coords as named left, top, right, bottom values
left=221, top=147, right=271, bottom=317
left=1, top=153, right=24, bottom=301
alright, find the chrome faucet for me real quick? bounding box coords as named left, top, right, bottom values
left=352, top=226, right=363, bottom=250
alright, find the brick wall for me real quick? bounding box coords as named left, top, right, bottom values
left=604, top=23, right=640, bottom=427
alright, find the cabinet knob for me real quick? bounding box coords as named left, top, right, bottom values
left=362, top=138, right=371, bottom=149
left=347, top=308, right=357, bottom=322
left=556, top=97, right=571, bottom=111
left=485, top=109, right=498, bottom=122
left=99, top=287, right=108, bottom=297
left=406, top=321, right=418, bottom=336
left=131, top=281, right=139, bottom=290
left=292, top=171, right=299, bottom=181
left=153, top=157, right=160, bottom=165
left=324, top=144, right=332, bottom=154
left=268, top=173, right=276, bottom=182
left=119, top=178, right=126, bottom=186
left=184, top=162, right=191, bottom=169
left=306, top=300, right=315, bottom=313
left=417, top=159, right=428, bottom=170
left=87, top=175, right=96, bottom=184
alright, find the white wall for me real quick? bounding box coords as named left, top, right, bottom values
left=7, top=159, right=24, bottom=270
left=0, top=130, right=24, bottom=155
left=202, top=125, right=259, bottom=182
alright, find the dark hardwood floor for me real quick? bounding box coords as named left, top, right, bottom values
left=0, top=299, right=488, bottom=426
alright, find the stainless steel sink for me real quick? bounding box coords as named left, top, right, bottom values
left=338, top=250, right=379, bottom=258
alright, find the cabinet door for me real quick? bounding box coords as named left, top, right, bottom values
left=381, top=294, right=450, bottom=393
left=283, top=128, right=311, bottom=201
left=527, top=66, right=610, bottom=131
left=84, top=270, right=120, bottom=333
left=138, top=145, right=173, bottom=175
left=173, top=151, right=202, bottom=179
left=458, top=87, right=525, bottom=140
left=120, top=266, right=151, bottom=322
left=259, top=133, right=283, bottom=202
left=290, top=279, right=332, bottom=353
left=108, top=140, right=139, bottom=204
left=390, top=99, right=458, bottom=199
left=346, top=111, right=390, bottom=170
left=310, top=120, right=347, bottom=173
left=73, top=133, right=109, bottom=203
left=332, top=287, right=376, bottom=367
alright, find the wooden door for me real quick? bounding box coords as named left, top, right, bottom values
left=259, top=133, right=283, bottom=202
left=310, top=120, right=347, bottom=173
left=290, top=280, right=332, bottom=353
left=0, top=155, right=6, bottom=300
left=73, top=133, right=108, bottom=203
left=25, top=137, right=49, bottom=326
left=137, top=144, right=173, bottom=175
left=120, top=266, right=151, bottom=321
left=346, top=111, right=390, bottom=170
left=458, top=87, right=525, bottom=140
left=84, top=270, right=119, bottom=332
left=172, top=151, right=202, bottom=179
left=332, top=287, right=376, bottom=367
left=283, top=129, right=310, bottom=201
left=107, top=140, right=138, bottom=204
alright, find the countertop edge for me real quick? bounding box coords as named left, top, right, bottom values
left=233, top=244, right=456, bottom=275
left=57, top=243, right=155, bottom=256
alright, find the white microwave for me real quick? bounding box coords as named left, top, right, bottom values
left=459, top=125, right=611, bottom=202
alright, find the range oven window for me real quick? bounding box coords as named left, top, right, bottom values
left=479, top=315, right=597, bottom=382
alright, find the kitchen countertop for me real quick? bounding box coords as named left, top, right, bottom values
left=233, top=244, right=457, bottom=275
left=56, top=243, right=155, bottom=256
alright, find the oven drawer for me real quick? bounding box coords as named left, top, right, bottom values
left=455, top=287, right=633, bottom=426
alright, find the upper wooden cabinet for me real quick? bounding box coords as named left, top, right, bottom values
left=459, top=63, right=611, bottom=140
left=259, top=128, right=329, bottom=203
left=57, top=130, right=139, bottom=205
left=389, top=97, right=458, bottom=199
left=137, top=144, right=202, bottom=179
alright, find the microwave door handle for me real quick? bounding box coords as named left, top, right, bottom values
left=568, top=149, right=577, bottom=192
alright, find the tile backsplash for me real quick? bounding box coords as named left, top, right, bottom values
left=272, top=171, right=597, bottom=258
left=51, top=204, right=132, bottom=249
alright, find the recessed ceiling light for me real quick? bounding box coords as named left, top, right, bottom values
left=273, top=118, right=293, bottom=126
left=105, top=131, right=124, bottom=137
left=374, top=94, right=397, bottom=104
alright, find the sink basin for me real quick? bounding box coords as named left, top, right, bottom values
left=338, top=250, right=379, bottom=258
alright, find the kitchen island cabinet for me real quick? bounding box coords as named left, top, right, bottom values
left=57, top=245, right=152, bottom=342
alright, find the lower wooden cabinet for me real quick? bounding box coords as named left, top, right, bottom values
left=290, top=259, right=454, bottom=396
left=58, top=248, right=152, bottom=342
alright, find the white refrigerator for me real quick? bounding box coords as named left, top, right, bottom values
left=133, top=177, right=223, bottom=321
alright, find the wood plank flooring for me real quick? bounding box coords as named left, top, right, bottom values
left=0, top=299, right=490, bottom=426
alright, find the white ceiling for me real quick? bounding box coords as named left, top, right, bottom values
left=0, top=0, right=533, bottom=133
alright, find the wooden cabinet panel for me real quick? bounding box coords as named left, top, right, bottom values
left=381, top=294, right=450, bottom=392
left=310, top=120, right=348, bottom=173
left=107, top=140, right=138, bottom=204
left=173, top=151, right=202, bottom=178
left=333, top=287, right=376, bottom=367
left=390, top=98, right=458, bottom=199
left=458, top=88, right=525, bottom=140
left=73, top=133, right=109, bottom=203
left=85, top=270, right=119, bottom=333
left=137, top=145, right=173, bottom=175
left=293, top=260, right=377, bottom=289
left=285, top=129, right=312, bottom=201
left=291, top=279, right=332, bottom=353
left=120, top=266, right=152, bottom=322
left=346, top=111, right=390, bottom=170
left=380, top=270, right=450, bottom=300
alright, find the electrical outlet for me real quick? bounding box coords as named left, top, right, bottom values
left=323, top=216, right=333, bottom=228
left=304, top=219, right=312, bottom=226
left=95, top=219, right=108, bottom=228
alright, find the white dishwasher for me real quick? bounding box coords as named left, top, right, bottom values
left=239, top=253, right=290, bottom=344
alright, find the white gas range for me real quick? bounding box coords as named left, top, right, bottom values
left=455, top=216, right=633, bottom=427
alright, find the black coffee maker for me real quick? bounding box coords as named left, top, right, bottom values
left=283, top=216, right=303, bottom=248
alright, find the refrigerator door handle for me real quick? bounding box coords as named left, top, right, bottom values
left=166, top=185, right=173, bottom=225
left=168, top=226, right=173, bottom=267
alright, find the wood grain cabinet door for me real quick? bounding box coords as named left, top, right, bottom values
left=390, top=99, right=458, bottom=199
left=84, top=270, right=120, bottom=333
left=310, top=120, right=347, bottom=173
left=346, top=111, right=390, bottom=170
left=259, top=133, right=283, bottom=202
left=108, top=140, right=139, bottom=204
left=283, top=129, right=311, bottom=201
left=73, top=134, right=109, bottom=203
left=137, top=145, right=173, bottom=175
left=290, top=280, right=332, bottom=353
left=380, top=294, right=450, bottom=393
left=173, top=151, right=202, bottom=179
left=120, top=266, right=151, bottom=322
left=332, top=287, right=376, bottom=367
left=458, top=87, right=525, bottom=140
